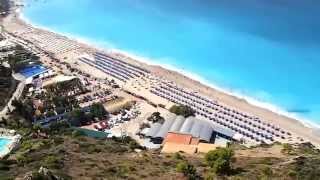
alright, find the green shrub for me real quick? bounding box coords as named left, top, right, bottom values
left=116, top=165, right=130, bottom=178
left=31, top=141, right=47, bottom=151
left=32, top=124, right=42, bottom=133
left=173, top=152, right=184, bottom=160
left=205, top=148, right=234, bottom=175
left=16, top=154, right=32, bottom=166
left=288, top=170, right=297, bottom=178
left=53, top=136, right=64, bottom=145
left=87, top=145, right=102, bottom=154
left=19, top=140, right=33, bottom=152
left=42, top=155, right=62, bottom=169
left=47, top=121, right=70, bottom=134
left=257, top=157, right=277, bottom=165
left=261, top=166, right=273, bottom=177
left=204, top=171, right=216, bottom=180
left=282, top=143, right=294, bottom=155
left=176, top=161, right=197, bottom=180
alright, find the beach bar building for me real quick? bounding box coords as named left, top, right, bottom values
left=161, top=132, right=224, bottom=154
left=147, top=113, right=239, bottom=144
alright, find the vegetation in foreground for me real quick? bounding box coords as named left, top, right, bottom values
left=0, top=122, right=178, bottom=179
left=1, top=118, right=320, bottom=180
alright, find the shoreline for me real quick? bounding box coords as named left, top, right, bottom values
left=109, top=48, right=320, bottom=130
left=19, top=13, right=320, bottom=130
left=5, top=0, right=320, bottom=146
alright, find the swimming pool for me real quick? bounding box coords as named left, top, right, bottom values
left=19, top=65, right=48, bottom=78
left=0, top=138, right=12, bottom=154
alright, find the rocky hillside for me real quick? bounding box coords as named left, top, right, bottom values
left=0, top=122, right=320, bottom=180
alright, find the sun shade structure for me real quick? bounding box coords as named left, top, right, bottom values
left=146, top=123, right=162, bottom=137
left=154, top=114, right=176, bottom=139
left=150, top=115, right=232, bottom=143
left=79, top=52, right=149, bottom=82
left=169, top=115, right=185, bottom=132
left=190, top=120, right=203, bottom=138
left=180, top=117, right=195, bottom=133
left=199, top=124, right=214, bottom=142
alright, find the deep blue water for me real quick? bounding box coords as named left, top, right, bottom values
left=23, top=0, right=320, bottom=126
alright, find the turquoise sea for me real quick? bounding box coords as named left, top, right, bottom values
left=22, top=0, right=320, bottom=127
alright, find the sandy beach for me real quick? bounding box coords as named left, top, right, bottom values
left=2, top=0, right=320, bottom=147
left=149, top=65, right=320, bottom=144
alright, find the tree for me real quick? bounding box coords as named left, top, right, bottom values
left=11, top=99, right=35, bottom=122
left=46, top=110, right=56, bottom=117
left=90, top=103, right=107, bottom=119
left=169, top=105, right=195, bottom=117
left=56, top=106, right=66, bottom=114
left=4, top=45, right=41, bottom=72
left=176, top=161, right=197, bottom=180
left=68, top=109, right=85, bottom=126
left=47, top=121, right=70, bottom=134
left=205, top=148, right=234, bottom=175
left=147, top=112, right=165, bottom=124
left=53, top=96, right=68, bottom=107
left=32, top=124, right=42, bottom=133
left=11, top=99, right=23, bottom=112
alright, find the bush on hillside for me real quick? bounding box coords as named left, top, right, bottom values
left=281, top=143, right=294, bottom=155
left=205, top=148, right=234, bottom=175
left=176, top=161, right=197, bottom=180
